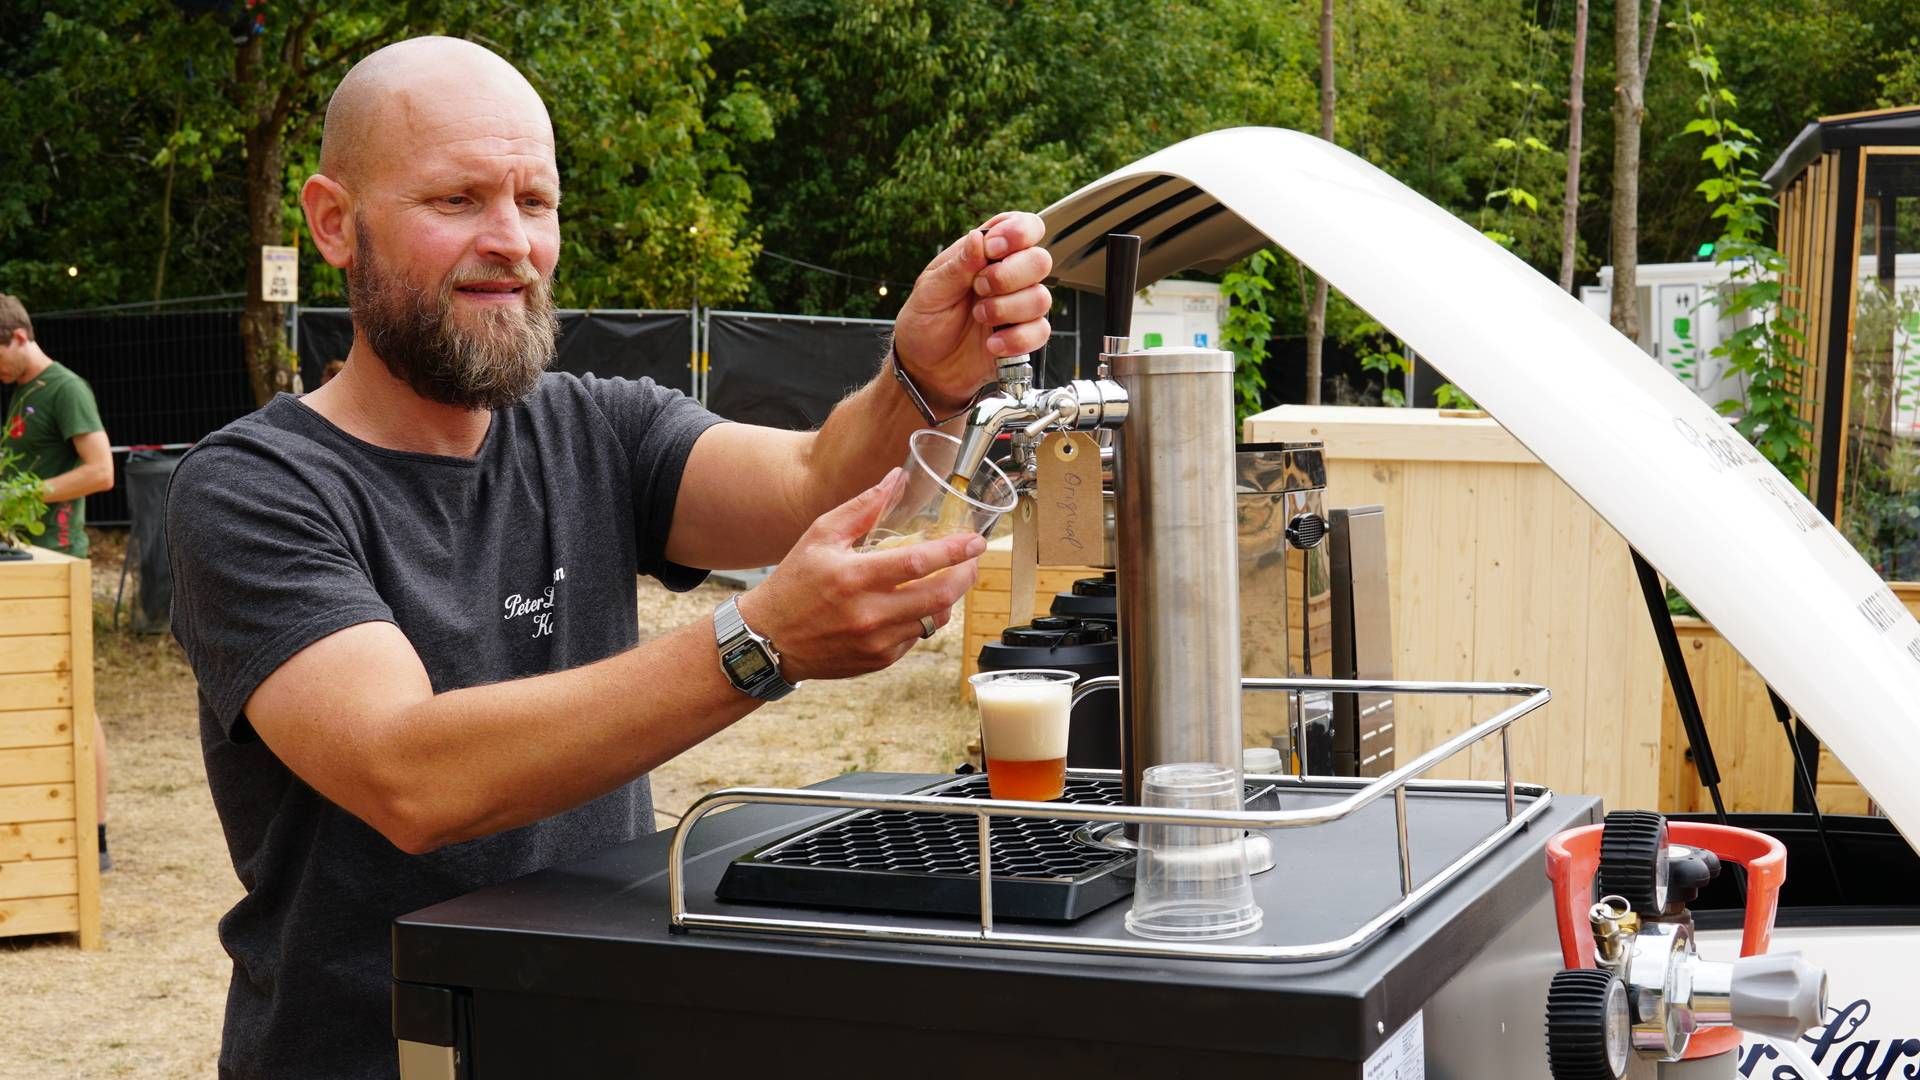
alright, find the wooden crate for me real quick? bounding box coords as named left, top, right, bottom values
left=1245, top=405, right=1665, bottom=812
left=0, top=547, right=100, bottom=948
left=958, top=536, right=1102, bottom=700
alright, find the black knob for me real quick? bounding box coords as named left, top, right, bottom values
left=1285, top=513, right=1328, bottom=549
left=1546, top=968, right=1631, bottom=1080
left=1664, top=845, right=1722, bottom=911
left=1598, top=810, right=1670, bottom=917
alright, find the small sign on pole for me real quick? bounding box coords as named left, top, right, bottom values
left=261, top=245, right=299, bottom=303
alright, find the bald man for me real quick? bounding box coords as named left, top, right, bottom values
left=166, top=36, right=1053, bottom=1080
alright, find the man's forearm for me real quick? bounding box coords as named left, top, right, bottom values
left=40, top=460, right=112, bottom=503
left=374, top=619, right=756, bottom=852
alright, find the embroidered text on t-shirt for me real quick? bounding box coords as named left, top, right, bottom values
left=503, top=566, right=566, bottom=638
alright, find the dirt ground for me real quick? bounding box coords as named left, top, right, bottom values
left=0, top=530, right=976, bottom=1079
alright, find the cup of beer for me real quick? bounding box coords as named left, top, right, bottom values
left=967, top=669, right=1077, bottom=801
left=861, top=429, right=1019, bottom=552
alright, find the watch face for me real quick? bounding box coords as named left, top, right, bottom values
left=727, top=642, right=771, bottom=681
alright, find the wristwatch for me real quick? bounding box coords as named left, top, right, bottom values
left=713, top=595, right=797, bottom=701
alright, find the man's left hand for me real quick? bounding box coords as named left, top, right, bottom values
left=891, top=212, right=1053, bottom=414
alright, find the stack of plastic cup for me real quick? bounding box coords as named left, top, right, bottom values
left=1125, top=763, right=1264, bottom=940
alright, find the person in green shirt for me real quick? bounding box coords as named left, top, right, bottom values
left=0, top=292, right=115, bottom=869
left=0, top=294, right=113, bottom=556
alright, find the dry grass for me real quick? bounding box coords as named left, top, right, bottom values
left=0, top=531, right=974, bottom=1079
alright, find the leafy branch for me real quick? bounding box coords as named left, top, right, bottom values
left=1675, top=4, right=1811, bottom=488
left=1221, top=249, right=1279, bottom=426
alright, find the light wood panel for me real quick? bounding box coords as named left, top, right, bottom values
left=0, top=857, right=76, bottom=901
left=0, top=562, right=67, bottom=600
left=0, top=895, right=79, bottom=937
left=0, top=634, right=68, bottom=675
left=0, top=822, right=76, bottom=862
left=0, top=746, right=73, bottom=786
left=0, top=710, right=72, bottom=750
left=0, top=671, right=72, bottom=711
left=68, top=554, right=99, bottom=949
left=0, top=782, right=75, bottom=824
left=1247, top=406, right=1666, bottom=812
left=0, top=598, right=68, bottom=637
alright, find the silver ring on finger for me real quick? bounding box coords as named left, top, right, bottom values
left=919, top=615, right=937, bottom=639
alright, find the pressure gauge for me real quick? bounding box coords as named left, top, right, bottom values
left=1598, top=810, right=1672, bottom=916
left=1546, top=968, right=1633, bottom=1080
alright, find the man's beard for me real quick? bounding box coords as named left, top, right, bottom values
left=347, top=223, right=558, bottom=410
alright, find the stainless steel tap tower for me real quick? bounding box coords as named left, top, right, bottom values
left=953, top=234, right=1245, bottom=804
left=1108, top=358, right=1242, bottom=799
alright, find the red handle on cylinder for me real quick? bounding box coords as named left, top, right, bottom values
left=1544, top=820, right=1787, bottom=1060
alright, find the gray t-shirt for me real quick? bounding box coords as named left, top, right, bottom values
left=167, top=372, right=724, bottom=1080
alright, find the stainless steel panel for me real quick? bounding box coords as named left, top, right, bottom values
left=1111, top=347, right=1243, bottom=803
left=1424, top=885, right=1560, bottom=1078
left=1332, top=506, right=1397, bottom=777
left=1239, top=443, right=1333, bottom=769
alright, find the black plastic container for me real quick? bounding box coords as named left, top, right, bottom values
left=1047, top=573, right=1118, bottom=623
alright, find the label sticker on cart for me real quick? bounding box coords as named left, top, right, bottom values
left=1363, top=1010, right=1425, bottom=1079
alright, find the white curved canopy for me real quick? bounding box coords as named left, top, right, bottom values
left=1041, top=126, right=1920, bottom=837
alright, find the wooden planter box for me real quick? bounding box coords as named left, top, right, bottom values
left=0, top=547, right=101, bottom=948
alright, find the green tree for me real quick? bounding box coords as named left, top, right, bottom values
left=3, top=3, right=768, bottom=406
left=713, top=0, right=1315, bottom=316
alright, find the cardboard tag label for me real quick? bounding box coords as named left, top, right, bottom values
left=1009, top=494, right=1038, bottom=628
left=1036, top=432, right=1102, bottom=566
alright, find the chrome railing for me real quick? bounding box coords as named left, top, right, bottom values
left=668, top=677, right=1551, bottom=963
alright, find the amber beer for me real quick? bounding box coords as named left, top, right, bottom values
left=970, top=670, right=1076, bottom=801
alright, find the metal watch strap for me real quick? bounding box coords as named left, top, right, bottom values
left=713, top=596, right=796, bottom=701
left=888, top=345, right=990, bottom=427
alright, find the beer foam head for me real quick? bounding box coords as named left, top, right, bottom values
left=975, top=679, right=1072, bottom=761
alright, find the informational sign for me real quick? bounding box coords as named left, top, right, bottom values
left=1363, top=1010, right=1425, bottom=1079
left=261, top=245, right=299, bottom=303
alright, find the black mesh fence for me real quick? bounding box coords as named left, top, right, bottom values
left=20, top=305, right=255, bottom=525
left=705, top=311, right=891, bottom=429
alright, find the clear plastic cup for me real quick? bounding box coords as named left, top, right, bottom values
left=968, top=669, right=1077, bottom=801
left=860, top=429, right=1020, bottom=553
left=1125, top=763, right=1264, bottom=940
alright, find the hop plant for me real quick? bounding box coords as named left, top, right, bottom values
left=0, top=449, right=47, bottom=550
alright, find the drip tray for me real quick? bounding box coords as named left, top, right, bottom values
left=715, top=773, right=1136, bottom=923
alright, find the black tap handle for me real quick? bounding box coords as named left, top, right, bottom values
left=1104, top=234, right=1141, bottom=342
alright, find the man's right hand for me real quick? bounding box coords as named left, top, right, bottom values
left=738, top=468, right=986, bottom=683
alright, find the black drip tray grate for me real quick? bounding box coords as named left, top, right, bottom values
left=715, top=773, right=1134, bottom=922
